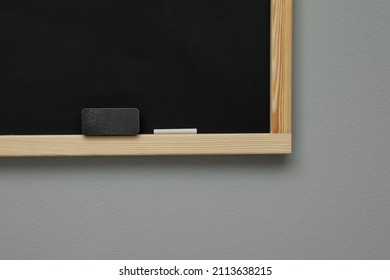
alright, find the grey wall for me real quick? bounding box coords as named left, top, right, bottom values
left=0, top=0, right=389, bottom=260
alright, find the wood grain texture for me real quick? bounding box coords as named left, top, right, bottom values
left=0, top=134, right=291, bottom=157
left=271, top=0, right=292, bottom=133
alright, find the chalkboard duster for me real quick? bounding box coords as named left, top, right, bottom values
left=81, top=108, right=140, bottom=136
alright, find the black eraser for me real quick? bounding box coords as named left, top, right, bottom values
left=81, top=108, right=140, bottom=136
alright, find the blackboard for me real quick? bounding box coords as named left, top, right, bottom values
left=0, top=0, right=270, bottom=135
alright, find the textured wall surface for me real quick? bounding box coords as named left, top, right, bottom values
left=0, top=0, right=389, bottom=259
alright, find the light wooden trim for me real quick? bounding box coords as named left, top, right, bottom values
left=0, top=1, right=292, bottom=157
left=0, top=134, right=291, bottom=157
left=271, top=0, right=292, bottom=133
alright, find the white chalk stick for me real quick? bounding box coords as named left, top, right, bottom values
left=153, top=128, right=198, bottom=134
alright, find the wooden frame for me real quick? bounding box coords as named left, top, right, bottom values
left=0, top=0, right=292, bottom=157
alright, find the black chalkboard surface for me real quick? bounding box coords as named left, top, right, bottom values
left=0, top=0, right=270, bottom=135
